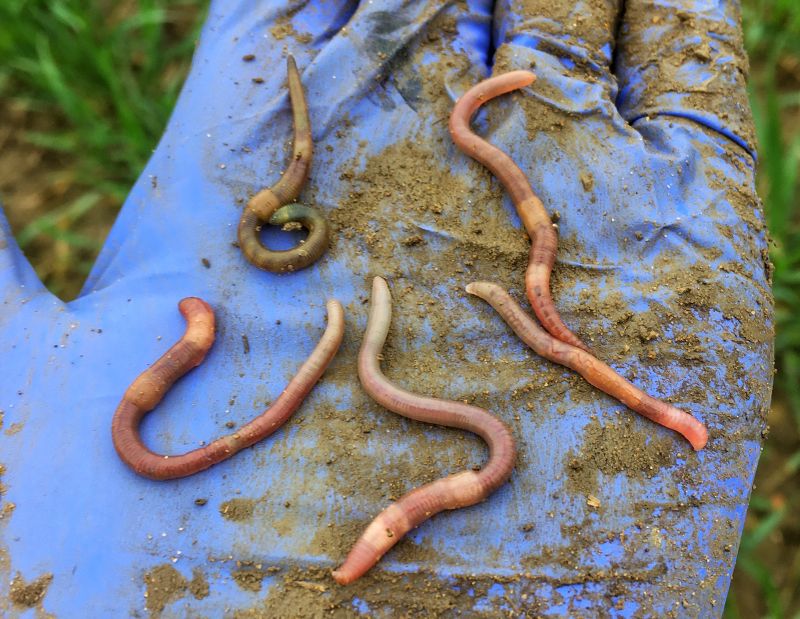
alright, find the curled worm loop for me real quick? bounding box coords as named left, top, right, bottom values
left=112, top=297, right=344, bottom=480
left=449, top=70, right=588, bottom=352
left=238, top=55, right=330, bottom=273
left=332, top=277, right=517, bottom=585
left=466, top=282, right=709, bottom=450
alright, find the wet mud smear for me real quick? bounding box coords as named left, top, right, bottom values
left=232, top=562, right=271, bottom=593
left=566, top=417, right=676, bottom=496
left=9, top=571, right=53, bottom=608
left=232, top=566, right=523, bottom=618
left=219, top=497, right=259, bottom=522
left=143, top=564, right=208, bottom=616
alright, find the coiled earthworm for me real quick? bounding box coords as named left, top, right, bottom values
left=449, top=71, right=589, bottom=352
left=237, top=54, right=330, bottom=273
left=332, top=277, right=516, bottom=585
left=466, top=282, right=709, bottom=450
left=111, top=297, right=344, bottom=480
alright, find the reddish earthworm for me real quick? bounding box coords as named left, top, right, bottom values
left=466, top=282, right=709, bottom=450
left=449, top=70, right=589, bottom=352
left=112, top=297, right=344, bottom=480
left=238, top=54, right=330, bottom=273
left=332, top=277, right=516, bottom=585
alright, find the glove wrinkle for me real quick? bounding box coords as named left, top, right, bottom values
left=615, top=0, right=756, bottom=160
left=301, top=0, right=457, bottom=133
left=493, top=0, right=622, bottom=72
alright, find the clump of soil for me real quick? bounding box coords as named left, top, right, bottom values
left=188, top=569, right=210, bottom=600
left=9, top=571, right=53, bottom=608
left=219, top=497, right=258, bottom=522
left=232, top=563, right=268, bottom=593
left=269, top=4, right=312, bottom=44
left=143, top=565, right=186, bottom=615
left=143, top=564, right=208, bottom=616
left=566, top=417, right=676, bottom=496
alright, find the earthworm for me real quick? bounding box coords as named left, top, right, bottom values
left=332, top=277, right=516, bottom=585
left=465, top=282, right=708, bottom=450
left=112, top=297, right=344, bottom=480
left=449, top=71, right=588, bottom=352
left=238, top=54, right=330, bottom=273
left=239, top=203, right=330, bottom=272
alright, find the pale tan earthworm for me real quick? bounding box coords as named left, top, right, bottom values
left=332, top=277, right=516, bottom=585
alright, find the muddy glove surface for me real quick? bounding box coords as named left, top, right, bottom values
left=0, top=0, right=772, bottom=616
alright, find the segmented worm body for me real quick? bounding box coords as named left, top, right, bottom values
left=332, top=277, right=516, bottom=585
left=112, top=297, right=344, bottom=480
left=466, top=282, right=708, bottom=450
left=238, top=55, right=330, bottom=272
left=449, top=71, right=588, bottom=352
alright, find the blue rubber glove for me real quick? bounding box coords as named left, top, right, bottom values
left=0, top=0, right=772, bottom=616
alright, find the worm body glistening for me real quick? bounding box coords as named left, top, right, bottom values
left=449, top=71, right=588, bottom=352
left=112, top=298, right=345, bottom=480
left=332, top=277, right=517, bottom=585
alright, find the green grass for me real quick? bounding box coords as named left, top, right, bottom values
left=0, top=0, right=207, bottom=297
left=724, top=0, right=800, bottom=617
left=745, top=0, right=800, bottom=421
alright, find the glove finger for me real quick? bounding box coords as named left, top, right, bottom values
left=302, top=0, right=495, bottom=132
left=614, top=0, right=756, bottom=160
left=213, top=0, right=359, bottom=50
left=0, top=206, right=54, bottom=305
left=82, top=0, right=495, bottom=294
left=82, top=0, right=359, bottom=292
left=491, top=0, right=623, bottom=117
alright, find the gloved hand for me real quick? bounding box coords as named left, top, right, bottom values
left=0, top=0, right=772, bottom=616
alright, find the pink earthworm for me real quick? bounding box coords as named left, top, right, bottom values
left=466, top=282, right=708, bottom=450
left=112, top=297, right=344, bottom=480
left=332, top=277, right=517, bottom=585
left=449, top=70, right=589, bottom=352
